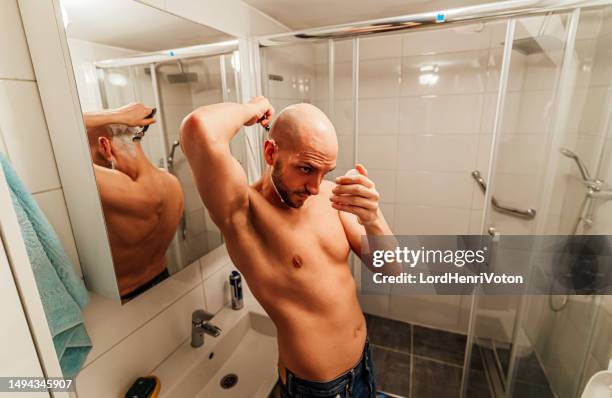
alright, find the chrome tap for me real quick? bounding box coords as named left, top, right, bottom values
left=191, top=309, right=221, bottom=348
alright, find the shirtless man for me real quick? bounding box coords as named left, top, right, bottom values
left=180, top=97, right=400, bottom=397
left=85, top=103, right=184, bottom=301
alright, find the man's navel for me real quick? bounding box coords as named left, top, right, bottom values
left=292, top=255, right=303, bottom=269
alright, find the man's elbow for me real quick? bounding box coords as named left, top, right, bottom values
left=180, top=111, right=215, bottom=149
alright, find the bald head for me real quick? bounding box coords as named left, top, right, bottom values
left=269, top=103, right=337, bottom=154
left=264, top=103, right=338, bottom=207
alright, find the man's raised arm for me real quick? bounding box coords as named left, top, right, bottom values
left=179, top=96, right=273, bottom=230
left=84, top=102, right=156, bottom=129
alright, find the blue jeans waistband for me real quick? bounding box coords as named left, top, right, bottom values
left=281, top=340, right=373, bottom=397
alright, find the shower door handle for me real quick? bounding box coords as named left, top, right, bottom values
left=471, top=171, right=536, bottom=220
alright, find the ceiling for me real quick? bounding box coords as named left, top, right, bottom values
left=61, top=0, right=233, bottom=52
left=243, top=0, right=498, bottom=30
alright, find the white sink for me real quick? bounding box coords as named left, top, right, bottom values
left=154, top=303, right=278, bottom=398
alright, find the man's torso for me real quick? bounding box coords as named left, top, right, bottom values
left=224, top=180, right=366, bottom=382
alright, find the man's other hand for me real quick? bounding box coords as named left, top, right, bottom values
left=331, top=164, right=382, bottom=226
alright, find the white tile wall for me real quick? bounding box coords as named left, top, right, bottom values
left=0, top=80, right=61, bottom=193
left=203, top=263, right=234, bottom=314
left=357, top=135, right=398, bottom=170
left=395, top=171, right=474, bottom=209
left=358, top=98, right=399, bottom=135
left=365, top=169, right=396, bottom=204
left=399, top=94, right=484, bottom=135
left=0, top=0, right=81, bottom=276
left=358, top=58, right=401, bottom=98
left=400, top=50, right=489, bottom=96
left=0, top=0, right=35, bottom=81
left=393, top=204, right=471, bottom=235
left=359, top=34, right=402, bottom=61
left=397, top=134, right=479, bottom=172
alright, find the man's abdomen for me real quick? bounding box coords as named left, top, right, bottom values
left=253, top=269, right=367, bottom=382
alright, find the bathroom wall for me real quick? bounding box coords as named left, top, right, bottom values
left=0, top=0, right=81, bottom=277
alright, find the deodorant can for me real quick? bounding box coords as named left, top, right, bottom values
left=229, top=271, right=244, bottom=310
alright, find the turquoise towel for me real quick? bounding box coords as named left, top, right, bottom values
left=1, top=154, right=92, bottom=378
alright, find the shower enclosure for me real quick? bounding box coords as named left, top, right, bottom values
left=95, top=42, right=244, bottom=273
left=256, top=1, right=612, bottom=397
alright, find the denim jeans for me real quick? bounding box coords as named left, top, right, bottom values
left=279, top=340, right=376, bottom=398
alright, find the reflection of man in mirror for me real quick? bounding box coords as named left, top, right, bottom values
left=181, top=97, right=401, bottom=397
left=85, top=103, right=184, bottom=302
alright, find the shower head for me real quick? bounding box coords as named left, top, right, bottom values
left=511, top=36, right=563, bottom=56
left=560, top=147, right=591, bottom=181
left=166, top=60, right=198, bottom=84
left=506, top=13, right=564, bottom=63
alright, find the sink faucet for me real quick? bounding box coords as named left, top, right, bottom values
left=191, top=309, right=221, bottom=348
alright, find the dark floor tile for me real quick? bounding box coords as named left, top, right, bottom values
left=469, top=345, right=485, bottom=372
left=412, top=356, right=462, bottom=398
left=413, top=325, right=467, bottom=366
left=514, top=353, right=549, bottom=386
left=365, top=313, right=411, bottom=354
left=466, top=370, right=492, bottom=398
left=497, top=346, right=511, bottom=376
left=370, top=345, right=411, bottom=397
left=512, top=381, right=555, bottom=398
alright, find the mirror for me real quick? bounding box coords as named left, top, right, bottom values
left=62, top=0, right=240, bottom=302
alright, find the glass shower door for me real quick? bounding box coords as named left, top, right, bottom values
left=468, top=6, right=612, bottom=398
left=506, top=6, right=612, bottom=398
left=465, top=10, right=573, bottom=398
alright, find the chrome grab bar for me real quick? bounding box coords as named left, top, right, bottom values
left=471, top=171, right=537, bottom=220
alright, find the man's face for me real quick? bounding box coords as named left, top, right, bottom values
left=271, top=148, right=337, bottom=208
